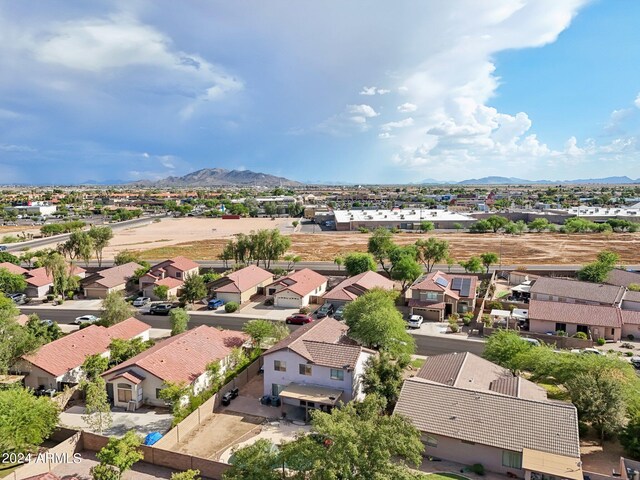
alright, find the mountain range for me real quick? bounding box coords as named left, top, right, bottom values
left=421, top=176, right=640, bottom=185
left=129, top=168, right=302, bottom=187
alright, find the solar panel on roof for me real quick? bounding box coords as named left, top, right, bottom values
left=435, top=277, right=449, bottom=288
left=451, top=278, right=462, bottom=290
left=460, top=278, right=472, bottom=297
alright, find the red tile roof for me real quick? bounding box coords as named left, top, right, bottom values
left=0, top=262, right=28, bottom=275
left=271, top=268, right=327, bottom=297
left=16, top=314, right=30, bottom=326
left=154, top=277, right=183, bottom=289
left=621, top=309, right=640, bottom=325
left=107, top=370, right=145, bottom=385
left=102, top=326, right=248, bottom=384
left=152, top=256, right=199, bottom=273
left=323, top=271, right=394, bottom=302
left=85, top=262, right=141, bottom=288
left=529, top=300, right=622, bottom=328
left=215, top=265, right=273, bottom=294
left=22, top=318, right=150, bottom=377
left=410, top=271, right=477, bottom=300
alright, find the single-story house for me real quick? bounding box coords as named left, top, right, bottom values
left=605, top=269, right=640, bottom=288
left=406, top=271, right=478, bottom=321
left=102, top=325, right=247, bottom=409
left=321, top=271, right=395, bottom=307
left=15, top=318, right=150, bottom=391
left=621, top=309, right=640, bottom=339
left=528, top=299, right=622, bottom=341
left=263, top=318, right=374, bottom=419
left=0, top=262, right=28, bottom=276
left=22, top=265, right=86, bottom=299
left=139, top=256, right=200, bottom=296
left=267, top=268, right=328, bottom=308
left=209, top=265, right=274, bottom=304
left=622, top=290, right=640, bottom=312
left=142, top=276, right=183, bottom=300
left=82, top=262, right=141, bottom=299
left=529, top=276, right=625, bottom=306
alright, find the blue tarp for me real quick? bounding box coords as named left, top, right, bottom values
left=144, top=432, right=163, bottom=446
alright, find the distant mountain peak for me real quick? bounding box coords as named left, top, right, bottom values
left=130, top=168, right=302, bottom=187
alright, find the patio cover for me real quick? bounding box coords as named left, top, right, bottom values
left=521, top=448, right=582, bottom=480
left=279, top=384, right=343, bottom=406
left=512, top=284, right=532, bottom=293
left=489, top=309, right=511, bottom=317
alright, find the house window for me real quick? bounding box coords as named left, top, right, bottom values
left=176, top=272, right=182, bottom=278
left=502, top=450, right=523, bottom=469
left=424, top=435, right=438, bottom=447
left=611, top=328, right=615, bottom=336
left=555, top=323, right=567, bottom=333
left=299, top=364, right=312, bottom=376
left=274, top=360, right=287, bottom=372
left=425, top=292, right=438, bottom=301
left=576, top=325, right=589, bottom=335
left=330, top=369, right=344, bottom=381
left=117, top=383, right=132, bottom=403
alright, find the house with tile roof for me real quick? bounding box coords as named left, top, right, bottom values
left=529, top=276, right=625, bottom=306
left=101, top=325, right=247, bottom=410
left=20, top=265, right=86, bottom=299
left=605, top=269, right=640, bottom=289
left=405, top=271, right=478, bottom=321
left=262, top=318, right=374, bottom=419
left=138, top=256, right=200, bottom=300
left=266, top=268, right=328, bottom=308
left=15, top=318, right=150, bottom=391
left=0, top=261, right=28, bottom=276
left=322, top=270, right=395, bottom=307
left=394, top=377, right=582, bottom=480
left=82, top=262, right=141, bottom=299
left=209, top=264, right=274, bottom=305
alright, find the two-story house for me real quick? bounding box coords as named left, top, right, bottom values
left=406, top=271, right=478, bottom=321
left=82, top=262, right=141, bottom=299
left=262, top=318, right=374, bottom=420
left=266, top=268, right=328, bottom=308
left=139, top=256, right=200, bottom=300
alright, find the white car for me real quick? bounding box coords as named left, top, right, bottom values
left=74, top=315, right=99, bottom=325
left=133, top=297, right=151, bottom=307
left=407, top=315, right=424, bottom=329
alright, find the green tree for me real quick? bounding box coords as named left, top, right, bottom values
left=171, top=470, right=201, bottom=480
left=170, top=308, right=190, bottom=336
left=153, top=284, right=169, bottom=300
left=362, top=353, right=408, bottom=412
left=391, top=255, right=422, bottom=291
left=82, top=353, right=110, bottom=381
left=577, top=250, right=620, bottom=283
left=41, top=251, right=70, bottom=298
left=242, top=319, right=285, bottom=348
left=469, top=219, right=492, bottom=233
left=61, top=230, right=94, bottom=265
left=367, top=228, right=395, bottom=274
left=25, top=314, right=62, bottom=343
left=100, top=292, right=135, bottom=326
left=0, top=267, right=27, bottom=293
left=0, top=387, right=60, bottom=454
left=344, top=289, right=415, bottom=357
left=179, top=274, right=207, bottom=307
left=82, top=377, right=113, bottom=434
left=482, top=330, right=533, bottom=373
left=89, top=463, right=121, bottom=480
left=283, top=254, right=301, bottom=271
left=528, top=218, right=550, bottom=232
left=620, top=415, right=640, bottom=459
left=108, top=337, right=152, bottom=366
left=415, top=237, right=449, bottom=273
left=460, top=256, right=483, bottom=273
left=223, top=439, right=280, bottom=480
left=94, top=431, right=144, bottom=480
left=0, top=299, right=41, bottom=374
left=343, top=252, right=377, bottom=276
left=480, top=252, right=499, bottom=273
left=88, top=226, right=114, bottom=267
left=333, top=256, right=343, bottom=271
left=158, top=381, right=189, bottom=416
left=419, top=221, right=434, bottom=232
left=485, top=215, right=509, bottom=233
left=0, top=251, right=20, bottom=265
left=114, top=250, right=141, bottom=266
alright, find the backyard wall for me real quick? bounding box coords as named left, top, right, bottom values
left=11, top=429, right=82, bottom=480
left=483, top=327, right=594, bottom=349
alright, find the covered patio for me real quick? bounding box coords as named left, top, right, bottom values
left=279, top=383, right=344, bottom=422
left=522, top=448, right=583, bottom=480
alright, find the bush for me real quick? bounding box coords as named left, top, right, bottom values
left=448, top=319, right=460, bottom=333
left=573, top=332, right=588, bottom=339
left=578, top=421, right=590, bottom=438
left=358, top=227, right=369, bottom=233
left=555, top=330, right=567, bottom=337
left=46, top=294, right=55, bottom=302
left=462, top=316, right=472, bottom=326
left=224, top=302, right=239, bottom=313
left=299, top=306, right=310, bottom=314
left=625, top=352, right=634, bottom=357
left=596, top=337, right=606, bottom=346
left=470, top=464, right=485, bottom=476
left=621, top=343, right=635, bottom=349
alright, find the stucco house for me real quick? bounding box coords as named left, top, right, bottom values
left=102, top=325, right=247, bottom=410
left=20, top=265, right=87, bottom=299
left=82, top=262, right=141, bottom=299
left=529, top=277, right=625, bottom=306
left=0, top=262, right=28, bottom=276
left=394, top=352, right=581, bottom=480
left=321, top=270, right=395, bottom=307
left=15, top=318, right=150, bottom=391
left=267, top=268, right=328, bottom=308
left=262, top=318, right=374, bottom=419
left=209, top=265, right=274, bottom=304
left=406, top=271, right=478, bottom=321
left=139, top=256, right=200, bottom=299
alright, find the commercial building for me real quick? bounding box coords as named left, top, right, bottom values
left=332, top=209, right=476, bottom=231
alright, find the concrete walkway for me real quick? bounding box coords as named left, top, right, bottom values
left=60, top=405, right=172, bottom=437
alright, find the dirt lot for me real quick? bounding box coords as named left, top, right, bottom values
left=580, top=436, right=625, bottom=475
left=131, top=226, right=640, bottom=265
left=175, top=411, right=264, bottom=460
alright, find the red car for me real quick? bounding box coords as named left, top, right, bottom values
left=285, top=314, right=313, bottom=325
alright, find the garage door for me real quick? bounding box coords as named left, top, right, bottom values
left=276, top=295, right=301, bottom=308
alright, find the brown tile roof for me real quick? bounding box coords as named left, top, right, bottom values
left=102, top=325, right=248, bottom=384
left=152, top=256, right=199, bottom=273
left=0, top=262, right=28, bottom=275
left=621, top=309, right=640, bottom=325
left=489, top=377, right=548, bottom=402
left=22, top=318, right=150, bottom=377
left=265, top=318, right=363, bottom=368
left=16, top=314, right=30, bottom=326
left=623, top=291, right=640, bottom=303
left=530, top=277, right=625, bottom=305
left=154, top=277, right=183, bottom=289
left=408, top=300, right=446, bottom=309
left=394, top=378, right=580, bottom=458
left=529, top=300, right=622, bottom=328
left=323, top=271, right=394, bottom=302
left=107, top=370, right=145, bottom=385
left=105, top=317, right=151, bottom=339
left=84, top=262, right=141, bottom=289
left=215, top=265, right=273, bottom=294
left=410, top=271, right=477, bottom=300
left=271, top=268, right=327, bottom=297
left=606, top=269, right=640, bottom=288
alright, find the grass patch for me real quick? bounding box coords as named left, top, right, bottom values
left=410, top=358, right=426, bottom=369
left=539, top=382, right=571, bottom=401
left=424, top=474, right=469, bottom=480
left=0, top=463, right=21, bottom=478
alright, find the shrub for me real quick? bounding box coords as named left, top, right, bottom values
left=299, top=306, right=311, bottom=314
left=470, top=464, right=485, bottom=476
left=555, top=330, right=567, bottom=337
left=358, top=227, right=369, bottom=233
left=628, top=334, right=636, bottom=341
left=448, top=319, right=460, bottom=333
left=596, top=337, right=606, bottom=346
left=578, top=421, right=590, bottom=437
left=625, top=352, right=634, bottom=357
left=462, top=316, right=472, bottom=326
left=573, top=332, right=588, bottom=340
left=46, top=294, right=55, bottom=302
left=621, top=342, right=635, bottom=349
left=224, top=302, right=239, bottom=313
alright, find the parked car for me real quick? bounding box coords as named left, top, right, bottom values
left=74, top=314, right=99, bottom=325
left=149, top=303, right=173, bottom=315
left=285, top=314, right=313, bottom=325
left=316, top=303, right=335, bottom=319
left=522, top=338, right=541, bottom=346
left=6, top=293, right=26, bottom=305
left=207, top=298, right=225, bottom=310
left=40, top=319, right=55, bottom=327
left=631, top=356, right=640, bottom=369
left=0, top=245, right=7, bottom=251
left=221, top=387, right=240, bottom=406
left=333, top=305, right=345, bottom=321
left=407, top=314, right=423, bottom=329
left=132, top=297, right=151, bottom=307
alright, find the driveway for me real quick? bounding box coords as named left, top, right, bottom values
left=236, top=302, right=300, bottom=320
left=60, top=405, right=173, bottom=438
left=26, top=299, right=104, bottom=310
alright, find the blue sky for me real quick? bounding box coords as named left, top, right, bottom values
left=0, top=0, right=639, bottom=185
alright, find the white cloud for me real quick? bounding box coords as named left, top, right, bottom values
left=316, top=104, right=379, bottom=135
left=397, top=103, right=417, bottom=113
left=0, top=143, right=36, bottom=152
left=381, top=118, right=415, bottom=131
left=635, top=93, right=640, bottom=109
left=359, top=86, right=390, bottom=96
left=378, top=132, right=394, bottom=139
left=347, top=104, right=379, bottom=118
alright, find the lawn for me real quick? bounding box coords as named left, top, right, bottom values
left=424, top=474, right=469, bottom=480
left=410, top=358, right=427, bottom=369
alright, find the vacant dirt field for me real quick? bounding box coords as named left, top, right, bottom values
left=133, top=229, right=640, bottom=265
